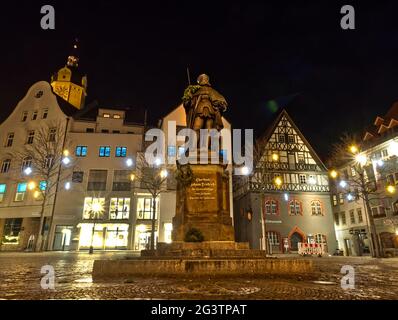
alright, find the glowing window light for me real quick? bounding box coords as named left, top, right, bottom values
left=272, top=153, right=279, bottom=161
left=284, top=193, right=289, bottom=201
left=389, top=141, right=398, bottom=157
left=308, top=177, right=317, bottom=185
left=27, top=181, right=36, bottom=190
left=274, top=177, right=283, bottom=187
left=339, top=180, right=347, bottom=188
left=160, top=169, right=168, bottom=179
left=65, top=182, right=71, bottom=190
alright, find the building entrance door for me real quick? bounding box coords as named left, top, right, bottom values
left=290, top=232, right=303, bottom=251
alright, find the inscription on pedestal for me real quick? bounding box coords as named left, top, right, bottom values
left=189, top=177, right=216, bottom=201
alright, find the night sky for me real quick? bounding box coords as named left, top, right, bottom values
left=1, top=0, right=398, bottom=159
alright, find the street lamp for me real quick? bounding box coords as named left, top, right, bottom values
left=349, top=145, right=359, bottom=154
left=330, top=170, right=338, bottom=179
left=28, top=181, right=36, bottom=191
left=24, top=167, right=33, bottom=175
left=160, top=169, right=168, bottom=179
left=386, top=185, right=396, bottom=194
left=339, top=180, right=347, bottom=188
left=355, top=154, right=368, bottom=166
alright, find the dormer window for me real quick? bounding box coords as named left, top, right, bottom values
left=35, top=91, right=43, bottom=98
left=103, top=113, right=110, bottom=118
left=32, top=111, right=38, bottom=121
left=113, top=114, right=121, bottom=119
left=21, top=112, right=28, bottom=122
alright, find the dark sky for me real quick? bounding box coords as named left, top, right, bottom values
left=1, top=0, right=398, bottom=159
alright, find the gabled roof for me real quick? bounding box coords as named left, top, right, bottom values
left=259, top=109, right=328, bottom=171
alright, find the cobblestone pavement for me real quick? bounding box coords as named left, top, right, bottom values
left=0, top=251, right=397, bottom=300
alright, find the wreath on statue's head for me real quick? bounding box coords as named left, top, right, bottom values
left=182, top=85, right=201, bottom=104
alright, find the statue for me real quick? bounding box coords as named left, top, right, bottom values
left=182, top=74, right=227, bottom=134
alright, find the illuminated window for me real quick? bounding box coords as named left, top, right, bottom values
left=164, top=223, right=173, bottom=243
left=115, top=147, right=127, bottom=157
left=82, top=197, right=106, bottom=220
left=42, top=109, right=48, bottom=119
left=31, top=111, right=38, bottom=120
left=99, top=146, right=111, bottom=157
left=39, top=181, right=47, bottom=191
left=44, top=155, right=54, bottom=169
left=332, top=195, right=337, bottom=206
left=289, top=200, right=302, bottom=215
left=136, top=197, right=158, bottom=220
left=21, top=157, right=32, bottom=173
left=1, top=159, right=11, bottom=173
left=0, top=184, right=6, bottom=202
left=339, top=193, right=344, bottom=204
left=267, top=231, right=280, bottom=245
left=103, top=113, right=110, bottom=118
left=265, top=199, right=278, bottom=215
left=26, top=131, right=35, bottom=144
left=297, top=153, right=305, bottom=164
left=113, top=114, right=121, bottom=119
left=109, top=198, right=130, bottom=219
left=21, top=111, right=28, bottom=122
left=311, top=200, right=322, bottom=215
left=15, top=182, right=27, bottom=201
left=2, top=218, right=22, bottom=244
left=5, top=133, right=14, bottom=147
left=288, top=135, right=295, bottom=144
left=279, top=134, right=285, bottom=143
left=168, top=146, right=176, bottom=157
left=75, top=146, right=87, bottom=157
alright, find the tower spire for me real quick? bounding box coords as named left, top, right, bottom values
left=67, top=38, right=79, bottom=67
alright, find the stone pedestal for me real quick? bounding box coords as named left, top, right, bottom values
left=172, top=164, right=234, bottom=242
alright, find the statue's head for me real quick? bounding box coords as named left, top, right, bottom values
left=197, top=74, right=211, bottom=86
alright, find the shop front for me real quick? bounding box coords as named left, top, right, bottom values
left=78, top=223, right=129, bottom=250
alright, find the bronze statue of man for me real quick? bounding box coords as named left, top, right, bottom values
left=182, top=74, right=227, bottom=134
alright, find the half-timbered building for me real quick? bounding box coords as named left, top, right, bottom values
left=234, top=110, right=337, bottom=254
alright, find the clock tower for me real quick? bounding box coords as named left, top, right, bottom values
left=51, top=39, right=87, bottom=109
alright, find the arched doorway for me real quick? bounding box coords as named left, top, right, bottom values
left=290, top=232, right=303, bottom=251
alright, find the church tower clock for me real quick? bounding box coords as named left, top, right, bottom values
left=51, top=39, right=87, bottom=109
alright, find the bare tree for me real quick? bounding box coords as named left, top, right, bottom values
left=131, top=153, right=172, bottom=251
left=329, top=133, right=393, bottom=258
left=9, top=120, right=75, bottom=251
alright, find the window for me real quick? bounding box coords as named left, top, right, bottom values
left=5, top=133, right=14, bottom=147
left=21, top=111, right=28, bottom=122
left=289, top=200, right=302, bottom=215
left=334, top=212, right=340, bottom=226
left=314, top=234, right=327, bottom=245
left=288, top=135, right=295, bottom=144
left=112, top=130, right=120, bottom=134
left=42, top=109, right=48, bottom=119
left=137, top=197, right=159, bottom=220
left=357, top=208, right=363, bottom=223
left=101, top=129, right=109, bottom=133
left=112, top=170, right=131, bottom=191
left=15, top=182, right=27, bottom=201
left=350, top=167, right=356, bottom=177
left=349, top=210, right=355, bottom=224
left=48, top=128, right=56, bottom=142
left=382, top=149, right=388, bottom=158
left=72, top=171, right=84, bottom=183
left=39, top=181, right=47, bottom=191
left=82, top=197, right=106, bottom=219
left=339, top=193, right=344, bottom=204
left=265, top=199, right=278, bottom=215
left=267, top=231, right=280, bottom=245
left=109, top=198, right=130, bottom=219
left=341, top=212, right=346, bottom=225
left=371, top=207, right=378, bottom=217
left=99, top=146, right=111, bottom=157
left=75, top=146, right=88, bottom=157
left=31, top=111, right=38, bottom=120
left=44, top=155, right=54, bottom=169
left=113, top=114, right=121, bottom=119
left=0, top=184, right=6, bottom=202
left=299, top=174, right=306, bottom=184
left=86, top=128, right=94, bottom=133
left=1, top=159, right=11, bottom=173
left=297, top=153, right=305, bottom=164
left=311, top=200, right=323, bottom=215
left=21, top=157, right=32, bottom=173
left=168, top=146, right=176, bottom=157
left=87, top=170, right=107, bottom=191
left=278, top=134, right=285, bottom=143
left=115, top=147, right=127, bottom=157
left=2, top=218, right=23, bottom=244
left=103, top=113, right=110, bottom=118
left=332, top=195, right=337, bottom=206
left=26, top=131, right=35, bottom=144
